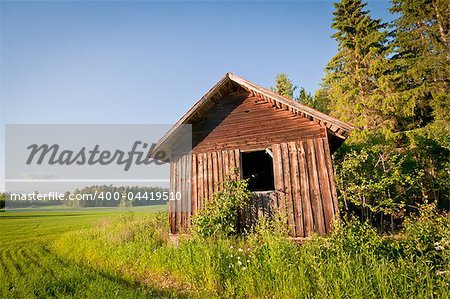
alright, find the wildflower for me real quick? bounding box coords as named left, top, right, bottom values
left=242, top=267, right=246, bottom=271
left=247, top=260, right=250, bottom=263
left=238, top=260, right=242, bottom=266
left=237, top=256, right=241, bottom=260
left=238, top=248, right=244, bottom=252
left=230, top=245, right=233, bottom=249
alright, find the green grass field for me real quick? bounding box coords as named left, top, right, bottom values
left=1, top=204, right=449, bottom=298
left=0, top=205, right=178, bottom=298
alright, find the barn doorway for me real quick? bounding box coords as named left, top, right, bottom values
left=241, top=149, right=275, bottom=192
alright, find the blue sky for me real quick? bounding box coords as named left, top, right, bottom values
left=0, top=0, right=393, bottom=191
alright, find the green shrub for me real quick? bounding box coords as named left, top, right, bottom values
left=401, top=203, right=450, bottom=270
left=191, top=170, right=253, bottom=238
left=330, top=217, right=383, bottom=255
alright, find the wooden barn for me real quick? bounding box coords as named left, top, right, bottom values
left=153, top=73, right=353, bottom=237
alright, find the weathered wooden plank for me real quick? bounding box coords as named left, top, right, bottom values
left=197, top=152, right=204, bottom=211
left=202, top=152, right=209, bottom=203
left=229, top=149, right=236, bottom=178
left=223, top=150, right=230, bottom=178
left=281, top=143, right=296, bottom=236
left=323, top=137, right=339, bottom=216
left=175, top=157, right=182, bottom=233
left=272, top=144, right=286, bottom=217
left=315, top=139, right=334, bottom=233
left=234, top=149, right=240, bottom=178
left=306, top=139, right=325, bottom=235
left=193, top=109, right=307, bottom=128
left=179, top=156, right=184, bottom=231
left=184, top=155, right=189, bottom=230
left=191, top=153, right=197, bottom=214
left=212, top=151, right=219, bottom=193
left=217, top=150, right=223, bottom=187
left=193, top=117, right=317, bottom=136
left=184, top=154, right=191, bottom=229
left=183, top=155, right=188, bottom=231
left=207, top=151, right=213, bottom=200
left=297, top=141, right=314, bottom=236
left=288, top=141, right=304, bottom=237
left=169, top=160, right=175, bottom=233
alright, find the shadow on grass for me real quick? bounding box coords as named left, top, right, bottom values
left=51, top=245, right=190, bottom=298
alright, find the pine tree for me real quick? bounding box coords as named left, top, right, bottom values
left=296, top=87, right=313, bottom=105
left=270, top=73, right=297, bottom=99
left=325, top=0, right=390, bottom=134
left=295, top=86, right=331, bottom=114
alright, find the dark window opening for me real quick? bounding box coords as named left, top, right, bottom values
left=241, top=150, right=275, bottom=192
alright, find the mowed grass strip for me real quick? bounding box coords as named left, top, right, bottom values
left=0, top=205, right=186, bottom=298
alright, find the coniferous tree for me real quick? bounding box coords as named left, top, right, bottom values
left=296, top=87, right=313, bottom=105
left=295, top=86, right=331, bottom=114
left=388, top=0, right=449, bottom=145
left=270, top=73, right=297, bottom=99
left=325, top=0, right=390, bottom=135
left=312, top=86, right=331, bottom=114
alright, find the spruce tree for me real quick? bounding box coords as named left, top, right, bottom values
left=270, top=73, right=297, bottom=99
left=389, top=0, right=449, bottom=145
left=325, top=0, right=389, bottom=135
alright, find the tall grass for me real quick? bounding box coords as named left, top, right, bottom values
left=0, top=206, right=178, bottom=298
left=53, top=205, right=450, bottom=298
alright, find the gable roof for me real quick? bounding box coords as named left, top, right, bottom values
left=152, top=73, right=353, bottom=157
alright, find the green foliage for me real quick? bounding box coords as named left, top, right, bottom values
left=330, top=217, right=383, bottom=254
left=296, top=87, right=313, bottom=105
left=388, top=0, right=449, bottom=132
left=296, top=86, right=331, bottom=113
left=325, top=0, right=390, bottom=133
left=335, top=141, right=410, bottom=222
left=322, top=0, right=449, bottom=229
left=270, top=73, right=297, bottom=99
left=310, top=86, right=331, bottom=113
left=0, top=193, right=5, bottom=210
left=401, top=203, right=450, bottom=270
left=334, top=131, right=449, bottom=228
left=191, top=170, right=253, bottom=238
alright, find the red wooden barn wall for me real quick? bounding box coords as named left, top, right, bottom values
left=168, top=90, right=339, bottom=237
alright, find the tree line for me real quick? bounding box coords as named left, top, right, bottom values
left=272, top=0, right=449, bottom=230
